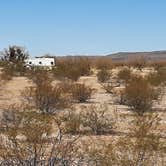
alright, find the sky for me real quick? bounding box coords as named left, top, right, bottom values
left=0, top=0, right=166, bottom=56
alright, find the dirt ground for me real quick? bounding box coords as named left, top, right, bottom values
left=0, top=68, right=165, bottom=138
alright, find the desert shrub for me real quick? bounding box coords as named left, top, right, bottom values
left=27, top=68, right=52, bottom=86
left=147, top=68, right=166, bottom=86
left=95, top=57, right=113, bottom=70
left=0, top=46, right=29, bottom=78
left=117, top=68, right=131, bottom=82
left=102, top=83, right=114, bottom=94
left=53, top=57, right=91, bottom=81
left=0, top=110, right=82, bottom=165
left=71, top=83, right=93, bottom=103
left=22, top=82, right=69, bottom=113
left=57, top=81, right=73, bottom=94
left=97, top=69, right=111, bottom=83
left=124, top=75, right=158, bottom=115
left=0, top=62, right=14, bottom=80
left=81, top=105, right=115, bottom=135
left=113, top=61, right=127, bottom=68
left=85, top=113, right=164, bottom=166
left=150, top=61, right=166, bottom=71
left=128, top=56, right=146, bottom=70
left=62, top=110, right=82, bottom=134
left=76, top=57, right=92, bottom=76
left=147, top=72, right=162, bottom=87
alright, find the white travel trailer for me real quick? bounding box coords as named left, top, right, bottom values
left=25, top=57, right=55, bottom=69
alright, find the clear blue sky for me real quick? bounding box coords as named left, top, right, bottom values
left=0, top=0, right=166, bottom=56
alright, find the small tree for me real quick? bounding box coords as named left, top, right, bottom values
left=0, top=46, right=29, bottom=77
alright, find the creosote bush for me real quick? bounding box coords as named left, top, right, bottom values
left=53, top=57, right=91, bottom=81
left=118, top=68, right=131, bottom=82
left=27, top=68, right=52, bottom=86
left=71, top=83, right=93, bottom=103
left=81, top=105, right=115, bottom=135
left=128, top=56, right=146, bottom=70
left=23, top=84, right=69, bottom=113
left=62, top=110, right=82, bottom=135
left=124, top=75, right=158, bottom=115
left=85, top=112, right=165, bottom=166
left=95, top=57, right=113, bottom=70
left=97, top=69, right=111, bottom=83
left=147, top=68, right=166, bottom=86
left=22, top=72, right=69, bottom=113
left=62, top=105, right=115, bottom=135
left=0, top=109, right=82, bottom=165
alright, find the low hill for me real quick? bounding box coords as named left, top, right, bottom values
left=107, top=51, right=166, bottom=62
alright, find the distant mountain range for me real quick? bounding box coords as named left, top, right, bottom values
left=107, top=51, right=166, bottom=62
left=57, top=51, right=166, bottom=62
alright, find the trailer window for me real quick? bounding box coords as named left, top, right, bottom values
left=39, top=62, right=42, bottom=65
left=29, top=61, right=32, bottom=64
left=51, top=61, right=54, bottom=65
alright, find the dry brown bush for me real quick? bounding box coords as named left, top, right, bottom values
left=27, top=68, right=52, bottom=85
left=22, top=81, right=69, bottom=113
left=0, top=62, right=14, bottom=81
left=85, top=113, right=165, bottom=166
left=81, top=105, right=115, bottom=135
left=95, top=57, right=113, bottom=70
left=62, top=110, right=82, bottom=135
left=97, top=69, right=111, bottom=83
left=102, top=83, right=114, bottom=94
left=71, top=83, right=94, bottom=103
left=61, top=105, right=115, bottom=136
left=150, top=61, right=166, bottom=71
left=118, top=68, right=131, bottom=82
left=128, top=56, right=146, bottom=70
left=124, top=75, right=158, bottom=115
left=53, top=57, right=91, bottom=81
left=0, top=110, right=83, bottom=165
left=147, top=68, right=166, bottom=86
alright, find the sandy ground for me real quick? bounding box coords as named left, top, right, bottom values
left=0, top=68, right=165, bottom=139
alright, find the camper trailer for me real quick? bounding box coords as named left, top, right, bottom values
left=25, top=57, right=55, bottom=69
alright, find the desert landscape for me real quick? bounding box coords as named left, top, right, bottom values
left=1, top=1, right=166, bottom=165
left=0, top=46, right=166, bottom=165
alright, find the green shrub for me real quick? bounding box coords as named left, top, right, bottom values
left=0, top=46, right=29, bottom=78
